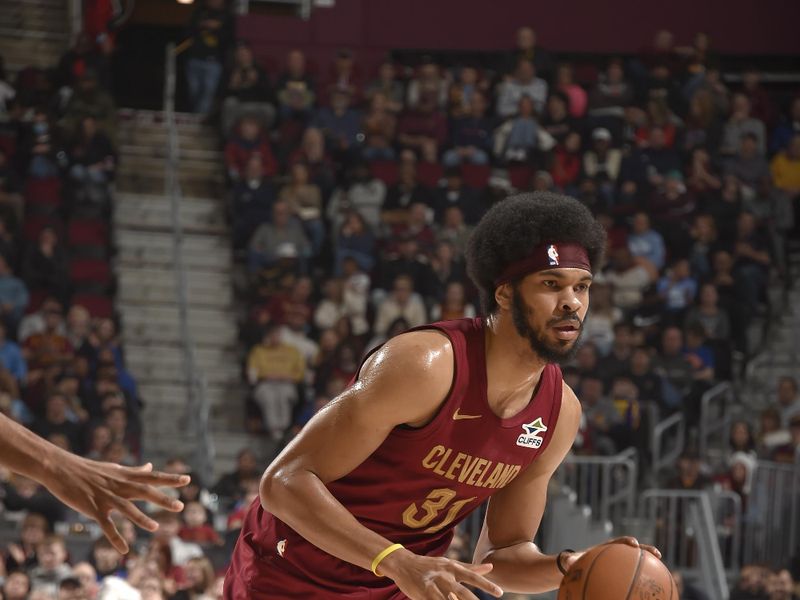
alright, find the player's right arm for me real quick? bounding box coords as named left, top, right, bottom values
left=260, top=330, right=503, bottom=600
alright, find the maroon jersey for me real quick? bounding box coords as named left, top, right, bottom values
left=224, top=318, right=563, bottom=599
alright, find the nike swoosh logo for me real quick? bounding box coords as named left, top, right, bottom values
left=453, top=408, right=482, bottom=421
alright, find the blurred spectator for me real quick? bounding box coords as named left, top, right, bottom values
left=683, top=90, right=723, bottom=156
left=183, top=0, right=234, bottom=115
left=430, top=281, right=475, bottom=321
left=605, top=247, right=652, bottom=313
left=179, top=501, right=223, bottom=546
left=554, top=63, right=587, bottom=118
left=430, top=168, right=485, bottom=225
left=725, top=132, right=771, bottom=212
left=652, top=326, right=693, bottom=412
left=247, top=323, right=305, bottom=441
left=212, top=448, right=259, bottom=500
left=588, top=58, right=634, bottom=120
left=382, top=159, right=432, bottom=225
left=365, top=61, right=404, bottom=113
left=230, top=154, right=276, bottom=248
left=671, top=570, right=711, bottom=600
left=579, top=375, right=620, bottom=455
left=493, top=95, right=544, bottom=164
left=29, top=535, right=71, bottom=595
left=224, top=115, right=277, bottom=182
left=728, top=420, right=758, bottom=458
left=278, top=162, right=323, bottom=254
left=666, top=450, right=711, bottom=490
left=4, top=512, right=49, bottom=572
left=23, top=303, right=72, bottom=393
left=720, top=93, right=766, bottom=157
left=290, top=127, right=336, bottom=198
left=550, top=131, right=582, bottom=192
left=0, top=320, right=26, bottom=383
left=597, top=322, right=634, bottom=383
left=496, top=59, right=548, bottom=119
left=428, top=241, right=466, bottom=300
left=437, top=205, right=472, bottom=256
left=628, top=346, right=662, bottom=407
left=657, top=258, right=698, bottom=318
left=505, top=26, right=554, bottom=82
left=151, top=511, right=204, bottom=568
left=582, top=282, right=621, bottom=356
left=772, top=415, right=800, bottom=464
left=312, top=88, right=362, bottom=156
left=539, top=92, right=575, bottom=146
left=770, top=134, right=800, bottom=202
left=327, top=160, right=386, bottom=234
left=174, top=556, right=217, bottom=600
left=397, top=94, right=447, bottom=163
left=447, top=66, right=484, bottom=118
left=406, top=60, right=447, bottom=110
left=248, top=200, right=311, bottom=273
left=443, top=91, right=493, bottom=167
left=19, top=298, right=64, bottom=344
left=361, top=91, right=397, bottom=162
left=67, top=115, right=116, bottom=206
left=21, top=226, right=70, bottom=303
left=2, top=571, right=31, bottom=600
left=21, top=108, right=63, bottom=180
left=221, top=41, right=274, bottom=136
left=373, top=274, right=427, bottom=336
left=0, top=149, right=23, bottom=223
left=731, top=564, right=770, bottom=600
left=583, top=128, right=622, bottom=189
left=732, top=211, right=770, bottom=320
left=275, top=50, right=316, bottom=120
left=0, top=254, right=28, bottom=333
left=61, top=71, right=116, bottom=140
left=314, top=277, right=369, bottom=337
left=774, top=376, right=800, bottom=427
left=33, top=392, right=84, bottom=454
left=628, top=211, right=666, bottom=272
left=333, top=210, right=376, bottom=275
left=685, top=283, right=731, bottom=342
left=377, top=234, right=434, bottom=296
left=0, top=55, right=16, bottom=117
left=771, top=97, right=800, bottom=154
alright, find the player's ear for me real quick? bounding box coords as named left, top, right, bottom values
left=495, top=283, right=512, bottom=311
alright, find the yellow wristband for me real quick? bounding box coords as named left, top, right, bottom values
left=371, top=543, right=404, bottom=577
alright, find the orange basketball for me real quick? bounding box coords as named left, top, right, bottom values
left=558, top=543, right=678, bottom=600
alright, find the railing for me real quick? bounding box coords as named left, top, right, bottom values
left=742, top=458, right=800, bottom=568
left=556, top=447, right=638, bottom=525
left=163, top=43, right=214, bottom=478
left=650, top=411, right=685, bottom=486
left=641, top=490, right=735, bottom=599
left=698, top=383, right=736, bottom=463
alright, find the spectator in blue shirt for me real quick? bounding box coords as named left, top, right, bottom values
left=657, top=258, right=698, bottom=317
left=0, top=253, right=28, bottom=332
left=443, top=91, right=493, bottom=167
left=312, top=88, right=363, bottom=155
left=0, top=320, right=26, bottom=382
left=628, top=211, right=666, bottom=271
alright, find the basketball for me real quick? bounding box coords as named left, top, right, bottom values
left=558, top=543, right=679, bottom=600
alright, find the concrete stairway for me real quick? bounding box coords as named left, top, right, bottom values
left=0, top=0, right=68, bottom=72
left=114, top=109, right=269, bottom=479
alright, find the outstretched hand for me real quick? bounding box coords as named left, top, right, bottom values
left=42, top=455, right=190, bottom=553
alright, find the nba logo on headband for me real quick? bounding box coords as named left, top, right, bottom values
left=547, top=245, right=560, bottom=266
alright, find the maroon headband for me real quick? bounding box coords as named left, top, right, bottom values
left=494, top=242, right=591, bottom=287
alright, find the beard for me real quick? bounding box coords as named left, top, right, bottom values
left=511, top=286, right=583, bottom=364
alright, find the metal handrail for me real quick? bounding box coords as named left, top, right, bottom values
left=698, top=382, right=736, bottom=461
left=163, top=43, right=214, bottom=478
left=651, top=411, right=685, bottom=485
left=558, top=447, right=638, bottom=524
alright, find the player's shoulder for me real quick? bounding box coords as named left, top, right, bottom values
left=359, top=329, right=454, bottom=391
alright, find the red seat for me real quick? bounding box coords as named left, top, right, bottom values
left=23, top=216, right=62, bottom=242
left=24, top=289, right=50, bottom=315
left=69, top=258, right=112, bottom=286
left=72, top=293, right=113, bottom=318
left=24, top=177, right=62, bottom=206
left=68, top=219, right=110, bottom=247
left=416, top=162, right=443, bottom=187
left=508, top=165, right=534, bottom=191
left=369, top=160, right=399, bottom=186
left=460, top=164, right=491, bottom=189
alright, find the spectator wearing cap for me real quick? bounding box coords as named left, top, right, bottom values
left=221, top=41, right=275, bottom=136
left=443, top=91, right=493, bottom=167
left=247, top=323, right=305, bottom=442
left=720, top=93, right=766, bottom=157
left=0, top=254, right=28, bottom=333
left=582, top=128, right=622, bottom=186
left=496, top=58, right=548, bottom=119
left=396, top=93, right=448, bottom=163
left=275, top=49, right=316, bottom=120
left=312, top=87, right=363, bottom=156
left=361, top=91, right=397, bottom=162
left=248, top=200, right=311, bottom=273
left=183, top=0, right=234, bottom=115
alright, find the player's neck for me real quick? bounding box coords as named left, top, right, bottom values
left=483, top=314, right=548, bottom=392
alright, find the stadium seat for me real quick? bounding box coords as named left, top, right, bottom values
left=369, top=160, right=399, bottom=185
left=508, top=165, right=534, bottom=190
left=24, top=177, right=62, bottom=206
left=68, top=258, right=113, bottom=289
left=416, top=162, right=443, bottom=187
left=460, top=164, right=491, bottom=188
left=71, top=293, right=114, bottom=318
left=24, top=289, right=50, bottom=315
left=22, top=216, right=63, bottom=243
left=68, top=219, right=110, bottom=258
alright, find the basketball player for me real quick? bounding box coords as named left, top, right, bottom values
left=0, top=412, right=189, bottom=554
left=225, top=192, right=659, bottom=599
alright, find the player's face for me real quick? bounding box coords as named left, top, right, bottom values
left=510, top=268, right=591, bottom=363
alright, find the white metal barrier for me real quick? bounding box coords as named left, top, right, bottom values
left=651, top=411, right=685, bottom=485
left=698, top=382, right=737, bottom=464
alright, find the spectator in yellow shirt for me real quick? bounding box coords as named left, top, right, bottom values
left=771, top=134, right=800, bottom=197
left=247, top=323, right=305, bottom=442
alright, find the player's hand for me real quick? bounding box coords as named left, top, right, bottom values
left=40, top=453, right=190, bottom=554
left=380, top=549, right=503, bottom=599
left=563, top=537, right=662, bottom=572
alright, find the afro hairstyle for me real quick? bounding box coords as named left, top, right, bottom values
left=466, top=192, right=606, bottom=314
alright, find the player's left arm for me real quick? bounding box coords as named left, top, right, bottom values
left=472, top=384, right=660, bottom=594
